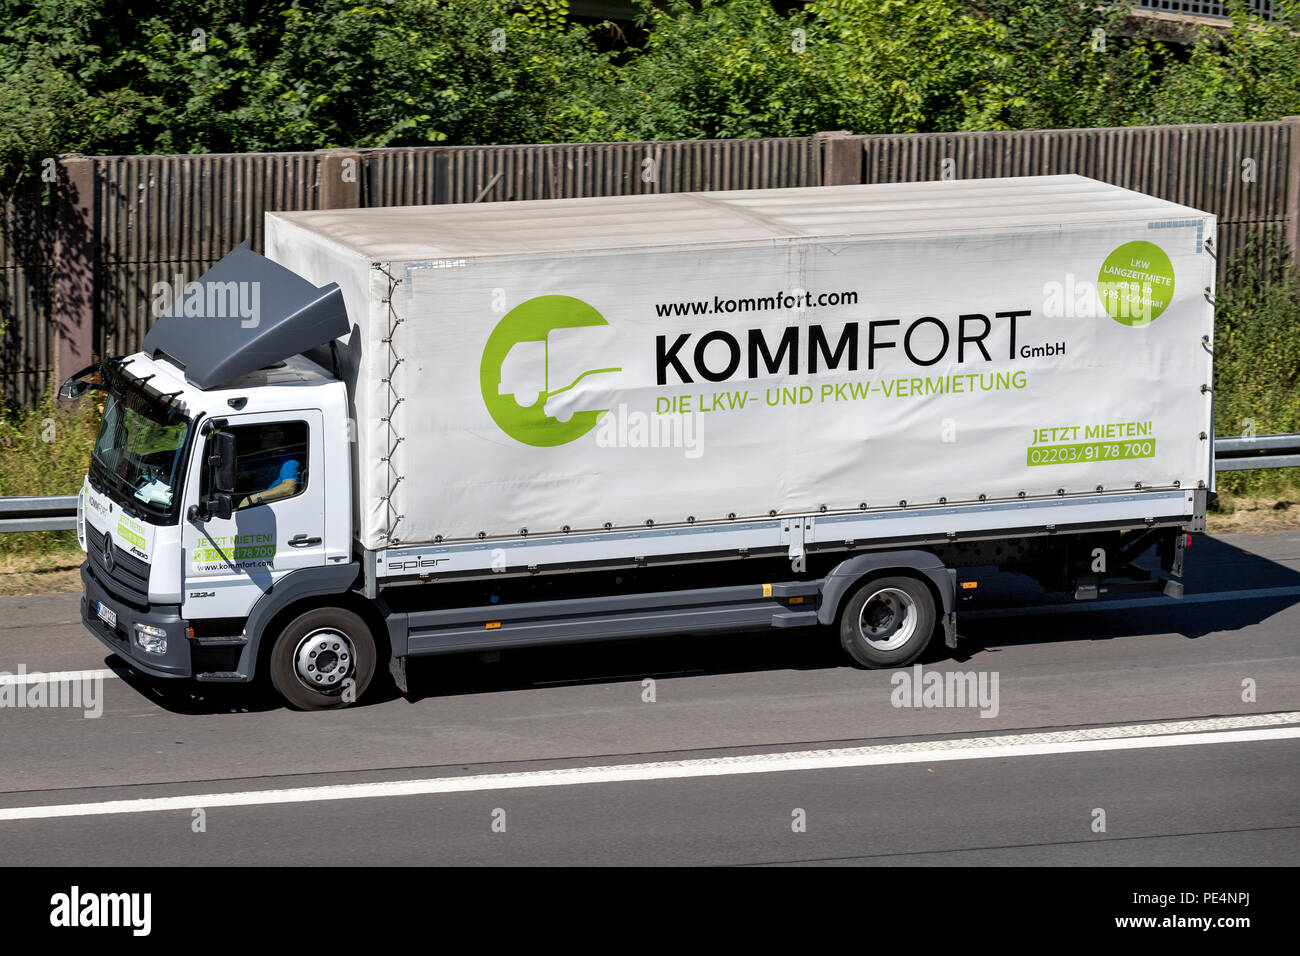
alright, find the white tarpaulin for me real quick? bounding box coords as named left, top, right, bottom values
left=267, top=176, right=1215, bottom=550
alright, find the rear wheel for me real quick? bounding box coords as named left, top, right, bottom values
left=269, top=607, right=376, bottom=710
left=838, top=575, right=936, bottom=668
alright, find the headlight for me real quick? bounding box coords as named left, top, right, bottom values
left=133, top=623, right=167, bottom=655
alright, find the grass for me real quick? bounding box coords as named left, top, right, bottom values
left=1211, top=243, right=1300, bottom=498
left=1206, top=485, right=1300, bottom=534
left=0, top=389, right=101, bottom=560
left=0, top=547, right=85, bottom=595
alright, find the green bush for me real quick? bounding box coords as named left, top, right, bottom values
left=0, top=389, right=100, bottom=558
left=1212, top=238, right=1300, bottom=498
left=1147, top=0, right=1300, bottom=125
left=7, top=0, right=1300, bottom=182
left=581, top=0, right=836, bottom=141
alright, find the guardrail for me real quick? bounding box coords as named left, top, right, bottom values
left=1, top=435, right=1295, bottom=533
left=0, top=495, right=79, bottom=533
left=1211, top=433, right=1300, bottom=471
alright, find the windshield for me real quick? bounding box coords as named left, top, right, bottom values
left=89, top=366, right=192, bottom=521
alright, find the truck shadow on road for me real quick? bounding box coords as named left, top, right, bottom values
left=392, top=535, right=1300, bottom=703
left=105, top=534, right=1299, bottom=712
left=950, top=533, right=1300, bottom=662
left=103, top=665, right=282, bottom=714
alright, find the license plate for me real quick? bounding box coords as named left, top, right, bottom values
left=96, top=601, right=117, bottom=630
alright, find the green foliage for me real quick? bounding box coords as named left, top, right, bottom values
left=0, top=2, right=152, bottom=181
left=225, top=0, right=614, bottom=149
left=0, top=387, right=101, bottom=557
left=811, top=0, right=1012, bottom=133
left=0, top=0, right=618, bottom=181
left=975, top=0, right=1166, bottom=130
left=581, top=0, right=836, bottom=141
left=6, top=0, right=1300, bottom=174
left=1146, top=0, right=1300, bottom=125
left=1211, top=236, right=1300, bottom=496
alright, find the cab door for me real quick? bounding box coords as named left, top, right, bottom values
left=181, top=410, right=325, bottom=620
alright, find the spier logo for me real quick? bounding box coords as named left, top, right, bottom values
left=479, top=295, right=622, bottom=447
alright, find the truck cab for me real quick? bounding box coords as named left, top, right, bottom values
left=73, top=245, right=361, bottom=706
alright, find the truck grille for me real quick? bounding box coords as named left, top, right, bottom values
left=86, top=522, right=150, bottom=606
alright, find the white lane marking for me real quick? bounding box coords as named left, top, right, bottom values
left=0, top=668, right=122, bottom=686
left=962, top=585, right=1300, bottom=619
left=0, top=712, right=1296, bottom=822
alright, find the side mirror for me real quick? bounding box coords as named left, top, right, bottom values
left=188, top=431, right=237, bottom=523
left=58, top=362, right=103, bottom=405
left=59, top=379, right=90, bottom=402
left=209, top=431, right=237, bottom=494
left=208, top=493, right=233, bottom=521
left=187, top=492, right=233, bottom=524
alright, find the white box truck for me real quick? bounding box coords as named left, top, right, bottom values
left=67, top=175, right=1215, bottom=709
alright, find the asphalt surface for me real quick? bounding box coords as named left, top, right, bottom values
left=0, top=530, right=1297, bottom=866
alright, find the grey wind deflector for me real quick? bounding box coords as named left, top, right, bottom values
left=141, top=240, right=349, bottom=390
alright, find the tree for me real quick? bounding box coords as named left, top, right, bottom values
left=1147, top=0, right=1300, bottom=125
left=585, top=0, right=836, bottom=141
left=810, top=0, right=1011, bottom=133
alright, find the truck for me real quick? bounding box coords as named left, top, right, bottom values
left=65, top=174, right=1216, bottom=709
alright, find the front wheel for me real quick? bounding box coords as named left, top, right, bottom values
left=838, top=575, right=936, bottom=668
left=269, top=607, right=376, bottom=710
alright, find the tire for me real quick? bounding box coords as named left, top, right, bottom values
left=268, top=607, right=376, bottom=710
left=838, top=575, right=936, bottom=669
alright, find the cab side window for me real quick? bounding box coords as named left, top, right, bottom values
left=203, top=421, right=309, bottom=510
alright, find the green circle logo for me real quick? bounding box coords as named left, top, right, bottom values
left=1097, top=241, right=1175, bottom=326
left=479, top=295, right=617, bottom=447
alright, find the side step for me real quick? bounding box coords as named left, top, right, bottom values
left=190, top=634, right=248, bottom=647
left=772, top=610, right=819, bottom=628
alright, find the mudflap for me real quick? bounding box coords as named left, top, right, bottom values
left=389, top=654, right=408, bottom=694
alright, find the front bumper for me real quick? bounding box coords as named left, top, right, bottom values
left=80, top=562, right=192, bottom=678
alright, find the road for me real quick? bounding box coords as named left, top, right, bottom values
left=0, top=531, right=1296, bottom=866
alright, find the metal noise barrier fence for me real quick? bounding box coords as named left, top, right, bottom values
left=4, top=436, right=1296, bottom=534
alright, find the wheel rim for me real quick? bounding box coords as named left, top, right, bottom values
left=292, top=628, right=356, bottom=693
left=857, top=587, right=918, bottom=651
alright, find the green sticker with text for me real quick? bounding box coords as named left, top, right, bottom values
left=1097, top=241, right=1175, bottom=326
